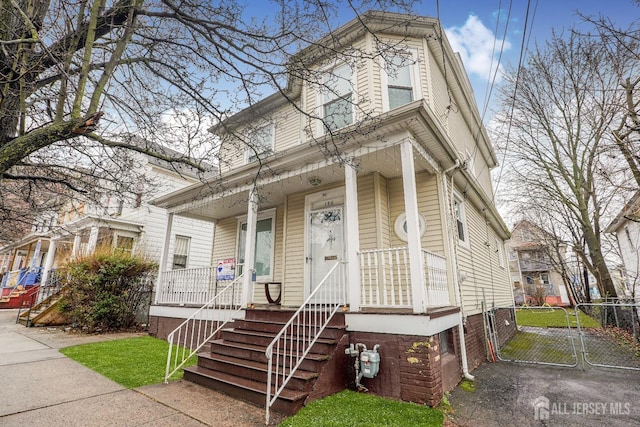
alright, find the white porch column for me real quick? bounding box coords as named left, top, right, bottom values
left=155, top=212, right=174, bottom=304
left=401, top=139, right=427, bottom=313
left=241, top=185, right=258, bottom=307
left=71, top=234, right=82, bottom=259
left=87, top=226, right=99, bottom=252
left=345, top=162, right=361, bottom=311
left=40, top=239, right=57, bottom=285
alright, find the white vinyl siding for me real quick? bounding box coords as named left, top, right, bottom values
left=457, top=198, right=513, bottom=315
left=387, top=173, right=444, bottom=255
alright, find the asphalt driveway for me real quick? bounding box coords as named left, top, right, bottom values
left=447, top=361, right=640, bottom=426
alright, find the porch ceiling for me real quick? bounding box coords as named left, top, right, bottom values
left=173, top=142, right=438, bottom=222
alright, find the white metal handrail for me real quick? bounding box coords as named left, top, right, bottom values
left=264, top=262, right=346, bottom=425
left=164, top=272, right=245, bottom=383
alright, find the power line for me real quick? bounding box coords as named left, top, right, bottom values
left=492, top=0, right=537, bottom=202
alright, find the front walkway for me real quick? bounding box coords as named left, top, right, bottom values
left=0, top=309, right=283, bottom=426
left=447, top=361, right=640, bottom=426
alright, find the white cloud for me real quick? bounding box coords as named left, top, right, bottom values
left=445, top=14, right=511, bottom=82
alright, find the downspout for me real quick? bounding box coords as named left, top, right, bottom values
left=442, top=160, right=475, bottom=381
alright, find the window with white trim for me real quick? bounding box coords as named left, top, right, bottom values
left=383, top=52, right=420, bottom=110
left=247, top=124, right=274, bottom=163
left=237, top=213, right=275, bottom=280
left=453, top=194, right=468, bottom=246
left=172, top=235, right=190, bottom=270
left=496, top=238, right=505, bottom=267
left=321, top=64, right=353, bottom=132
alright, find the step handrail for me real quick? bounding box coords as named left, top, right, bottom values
left=264, top=262, right=346, bottom=425
left=164, top=273, right=245, bottom=383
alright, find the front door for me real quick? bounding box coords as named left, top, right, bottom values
left=308, top=206, right=344, bottom=298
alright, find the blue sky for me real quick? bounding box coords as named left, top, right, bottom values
left=242, top=1, right=638, bottom=120
left=417, top=0, right=639, bottom=118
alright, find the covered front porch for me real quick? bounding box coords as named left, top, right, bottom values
left=153, top=126, right=460, bottom=315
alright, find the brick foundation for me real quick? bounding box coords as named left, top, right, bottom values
left=346, top=331, right=459, bottom=407
left=458, top=308, right=517, bottom=370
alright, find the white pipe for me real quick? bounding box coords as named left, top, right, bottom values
left=442, top=160, right=475, bottom=381
left=443, top=159, right=461, bottom=174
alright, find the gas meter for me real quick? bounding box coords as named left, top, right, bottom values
left=360, top=349, right=380, bottom=379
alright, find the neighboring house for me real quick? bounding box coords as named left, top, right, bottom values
left=506, top=220, right=570, bottom=306
left=606, top=190, right=640, bottom=300
left=0, top=147, right=215, bottom=310
left=151, top=11, right=513, bottom=414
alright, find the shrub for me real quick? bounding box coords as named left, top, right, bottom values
left=58, top=247, right=157, bottom=332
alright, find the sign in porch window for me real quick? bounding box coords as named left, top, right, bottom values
left=172, top=235, right=190, bottom=270
left=237, top=217, right=274, bottom=279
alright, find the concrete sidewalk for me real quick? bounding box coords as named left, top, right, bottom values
left=0, top=309, right=283, bottom=426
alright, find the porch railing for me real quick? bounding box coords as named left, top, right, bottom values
left=422, top=249, right=450, bottom=307
left=1, top=267, right=43, bottom=288
left=358, top=247, right=450, bottom=308
left=265, top=262, right=346, bottom=425
left=156, top=266, right=228, bottom=305
left=164, top=272, right=245, bottom=383
left=359, top=247, right=412, bottom=307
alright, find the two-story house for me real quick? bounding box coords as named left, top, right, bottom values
left=0, top=145, right=215, bottom=312
left=150, top=11, right=514, bottom=418
left=506, top=220, right=571, bottom=306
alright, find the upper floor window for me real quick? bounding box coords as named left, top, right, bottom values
left=172, top=235, right=190, bottom=269
left=453, top=194, right=468, bottom=247
left=382, top=51, right=421, bottom=111
left=321, top=64, right=353, bottom=132
left=247, top=124, right=274, bottom=163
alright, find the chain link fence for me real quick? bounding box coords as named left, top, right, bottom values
left=492, top=303, right=640, bottom=371
left=494, top=306, right=578, bottom=367
left=576, top=303, right=640, bottom=371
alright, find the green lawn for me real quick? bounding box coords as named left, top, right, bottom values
left=515, top=308, right=600, bottom=328
left=279, top=390, right=444, bottom=427
left=62, top=337, right=445, bottom=425
left=60, top=336, right=196, bottom=388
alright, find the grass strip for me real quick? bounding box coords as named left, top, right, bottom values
left=515, top=308, right=600, bottom=328
left=60, top=335, right=196, bottom=388
left=279, top=390, right=444, bottom=427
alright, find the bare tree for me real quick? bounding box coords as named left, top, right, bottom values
left=0, top=0, right=416, bottom=235
left=496, top=27, right=639, bottom=298
left=577, top=14, right=640, bottom=190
